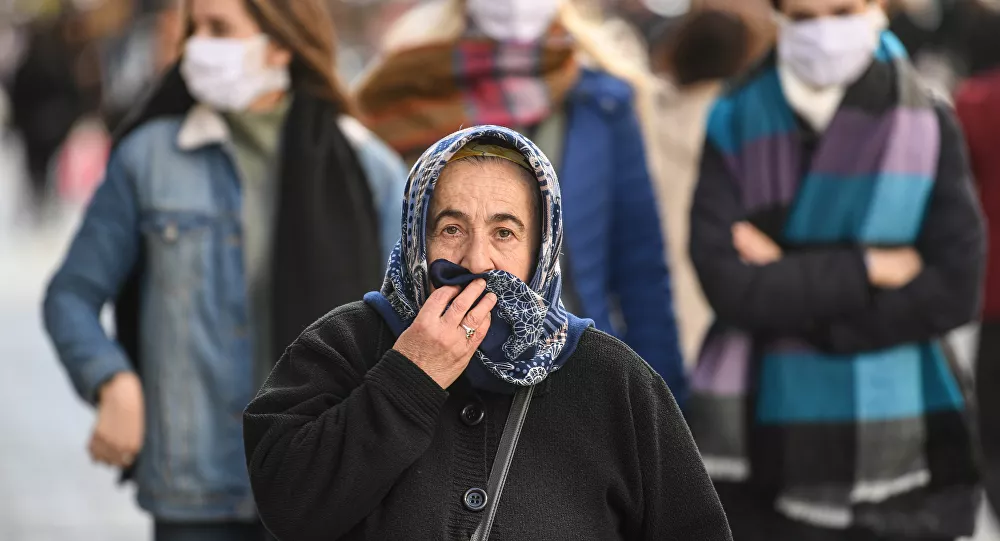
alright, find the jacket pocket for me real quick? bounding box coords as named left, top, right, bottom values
left=140, top=211, right=214, bottom=294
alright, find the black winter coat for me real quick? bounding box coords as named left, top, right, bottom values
left=244, top=302, right=732, bottom=541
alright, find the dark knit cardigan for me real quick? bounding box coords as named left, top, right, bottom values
left=243, top=302, right=731, bottom=541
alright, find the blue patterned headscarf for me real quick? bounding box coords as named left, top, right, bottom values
left=364, top=125, right=591, bottom=388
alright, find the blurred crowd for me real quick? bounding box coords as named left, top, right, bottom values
left=7, top=0, right=1000, bottom=539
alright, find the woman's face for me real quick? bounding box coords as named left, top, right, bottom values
left=187, top=0, right=290, bottom=66
left=426, top=159, right=540, bottom=284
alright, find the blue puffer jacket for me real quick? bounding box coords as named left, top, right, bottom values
left=559, top=69, right=686, bottom=403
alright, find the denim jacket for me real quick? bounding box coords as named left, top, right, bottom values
left=43, top=106, right=406, bottom=520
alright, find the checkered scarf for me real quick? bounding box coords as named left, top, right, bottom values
left=355, top=27, right=579, bottom=159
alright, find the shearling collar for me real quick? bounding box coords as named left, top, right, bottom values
left=176, top=102, right=370, bottom=151
left=176, top=104, right=230, bottom=150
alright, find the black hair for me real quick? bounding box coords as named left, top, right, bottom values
left=667, top=10, right=749, bottom=86
left=957, top=1, right=1000, bottom=75
left=772, top=0, right=877, bottom=11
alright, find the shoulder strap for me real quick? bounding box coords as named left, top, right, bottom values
left=470, top=384, right=535, bottom=541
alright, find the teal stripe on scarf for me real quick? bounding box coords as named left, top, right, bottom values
left=757, top=344, right=964, bottom=423
left=708, top=69, right=796, bottom=155
left=874, top=31, right=909, bottom=61
left=784, top=173, right=935, bottom=243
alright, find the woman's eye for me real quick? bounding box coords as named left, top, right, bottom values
left=497, top=229, right=513, bottom=240
left=443, top=225, right=460, bottom=236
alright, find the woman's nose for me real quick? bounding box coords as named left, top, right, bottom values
left=462, top=235, right=495, bottom=275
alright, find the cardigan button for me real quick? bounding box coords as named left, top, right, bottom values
left=464, top=488, right=488, bottom=512
left=461, top=404, right=484, bottom=426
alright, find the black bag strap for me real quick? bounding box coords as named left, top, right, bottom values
left=470, top=384, right=535, bottom=541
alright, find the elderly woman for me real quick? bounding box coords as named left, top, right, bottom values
left=243, top=125, right=731, bottom=541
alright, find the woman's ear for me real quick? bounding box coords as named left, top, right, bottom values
left=266, top=42, right=293, bottom=68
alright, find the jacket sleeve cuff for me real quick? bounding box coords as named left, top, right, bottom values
left=77, top=350, right=133, bottom=405
left=365, top=350, right=449, bottom=431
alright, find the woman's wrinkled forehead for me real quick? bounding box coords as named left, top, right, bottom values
left=430, top=157, right=542, bottom=224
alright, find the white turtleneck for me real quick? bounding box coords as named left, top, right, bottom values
left=777, top=64, right=846, bottom=133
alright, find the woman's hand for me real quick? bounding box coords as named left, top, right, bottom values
left=393, top=279, right=498, bottom=389
left=866, top=247, right=924, bottom=289
left=90, top=372, right=145, bottom=468
left=732, top=222, right=783, bottom=265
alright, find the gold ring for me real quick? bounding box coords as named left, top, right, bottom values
left=462, top=325, right=476, bottom=340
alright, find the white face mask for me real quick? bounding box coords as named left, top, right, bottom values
left=180, top=35, right=290, bottom=112
left=466, top=0, right=561, bottom=43
left=777, top=7, right=885, bottom=89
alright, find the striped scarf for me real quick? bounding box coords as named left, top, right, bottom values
left=689, top=32, right=977, bottom=536
left=355, top=29, right=579, bottom=159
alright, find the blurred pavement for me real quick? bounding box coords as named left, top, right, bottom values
left=0, top=133, right=150, bottom=541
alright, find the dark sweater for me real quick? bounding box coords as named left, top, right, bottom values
left=243, top=302, right=731, bottom=541
left=689, top=102, right=984, bottom=354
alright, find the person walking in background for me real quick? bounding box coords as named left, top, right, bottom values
left=953, top=0, right=1000, bottom=522
left=649, top=0, right=774, bottom=363
left=42, top=0, right=406, bottom=539
left=9, top=15, right=87, bottom=212
left=354, top=0, right=688, bottom=403
left=686, top=0, right=984, bottom=539
left=97, top=0, right=184, bottom=135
